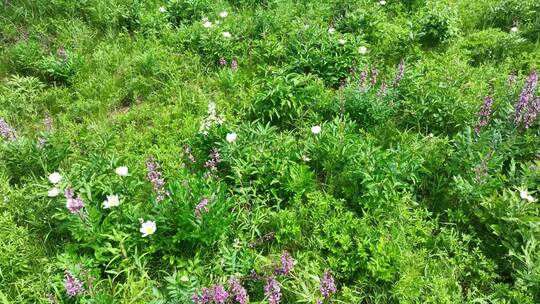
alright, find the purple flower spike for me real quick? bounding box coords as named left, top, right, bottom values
left=229, top=277, right=249, bottom=304
left=275, top=251, right=294, bottom=276
left=393, top=59, right=405, bottom=87
left=64, top=271, right=84, bottom=297
left=474, top=95, right=494, bottom=135
left=0, top=118, right=16, bottom=141
left=212, top=284, right=229, bottom=304
left=194, top=197, right=210, bottom=218
left=146, top=156, right=168, bottom=202
left=514, top=70, right=539, bottom=128
left=319, top=271, right=336, bottom=298
left=264, top=277, right=281, bottom=304
left=192, top=287, right=211, bottom=304
left=64, top=187, right=85, bottom=214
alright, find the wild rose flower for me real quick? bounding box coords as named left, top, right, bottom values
left=474, top=95, right=494, bottom=135
left=264, top=277, right=281, bottom=304
left=222, top=31, right=232, bottom=38
left=48, top=187, right=60, bottom=197
left=195, top=197, right=210, bottom=218
left=49, top=172, right=62, bottom=184
left=64, top=271, right=84, bottom=297
left=311, top=125, right=321, bottom=135
left=64, top=188, right=85, bottom=214
left=115, top=166, right=128, bottom=176
left=393, top=59, right=405, bottom=87
left=0, top=118, right=16, bottom=141
left=510, top=26, right=518, bottom=33
left=212, top=284, right=229, bottom=304
left=146, top=157, right=168, bottom=202
left=229, top=277, right=249, bottom=304
left=159, top=6, right=166, bottom=13
left=358, top=46, right=368, bottom=54
left=226, top=132, right=237, bottom=143
left=514, top=70, right=539, bottom=128
left=519, top=189, right=536, bottom=203
left=140, top=220, right=156, bottom=237
left=379, top=0, right=387, bottom=5
left=319, top=271, right=336, bottom=298
left=203, top=21, right=212, bottom=28
left=103, top=194, right=120, bottom=209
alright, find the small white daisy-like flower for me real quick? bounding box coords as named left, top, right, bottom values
left=338, top=39, right=346, bottom=45
left=220, top=11, right=228, bottom=18
left=226, top=132, right=237, bottom=143
left=103, top=194, right=120, bottom=209
left=328, top=27, right=336, bottom=34
left=49, top=172, right=62, bottom=184
left=115, top=166, right=128, bottom=176
left=311, top=125, right=321, bottom=135
left=158, top=6, right=166, bottom=13
left=203, top=21, right=212, bottom=28
left=222, top=31, right=232, bottom=38
left=48, top=187, right=60, bottom=197
left=301, top=155, right=311, bottom=162
left=510, top=26, right=518, bottom=33
left=358, top=46, right=368, bottom=54
left=140, top=220, right=156, bottom=237
left=379, top=0, right=387, bottom=5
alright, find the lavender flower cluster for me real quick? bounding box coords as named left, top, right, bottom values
left=194, top=197, right=210, bottom=218
left=0, top=118, right=16, bottom=141
left=192, top=278, right=248, bottom=304
left=264, top=277, right=281, bottom=304
left=274, top=251, right=294, bottom=276
left=183, top=144, right=197, bottom=164
left=474, top=95, right=494, bottom=135
left=319, top=271, right=336, bottom=298
left=64, top=271, right=84, bottom=297
left=204, top=148, right=222, bottom=178
left=146, top=157, right=168, bottom=202
left=64, top=187, right=85, bottom=214
left=514, top=70, right=539, bottom=129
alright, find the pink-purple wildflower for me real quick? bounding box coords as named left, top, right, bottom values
left=64, top=188, right=85, bottom=214
left=0, top=118, right=16, bottom=141
left=370, top=67, right=379, bottom=85
left=195, top=197, right=210, bottom=218
left=192, top=287, right=212, bottom=304
left=274, top=251, right=294, bottom=276
left=475, top=95, right=494, bottom=135
left=393, top=59, right=405, bottom=87
left=212, top=284, right=229, bottom=304
left=231, top=59, right=238, bottom=71
left=64, top=271, right=84, bottom=297
left=229, top=277, right=249, bottom=304
left=514, top=70, right=539, bottom=128
left=264, top=277, right=281, bottom=304
left=319, top=271, right=336, bottom=298
left=183, top=144, right=197, bottom=164
left=218, top=57, right=227, bottom=67
left=146, top=157, right=168, bottom=202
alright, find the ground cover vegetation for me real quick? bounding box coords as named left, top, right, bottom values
left=1, top=0, right=540, bottom=303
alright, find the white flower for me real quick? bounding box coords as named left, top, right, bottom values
left=222, top=31, right=232, bottom=38
left=510, top=26, right=518, bottom=33
left=203, top=21, right=212, bottom=28
left=220, top=11, right=228, bottom=18
left=358, top=46, right=368, bottom=54
left=519, top=189, right=536, bottom=203
left=158, top=6, right=166, bottom=13
left=48, top=172, right=62, bottom=184
left=103, top=194, right=120, bottom=209
left=115, top=166, right=128, bottom=176
left=202, top=17, right=209, bottom=22
left=215, top=20, right=221, bottom=25
left=328, top=27, right=335, bottom=34
left=379, top=0, right=387, bottom=5
left=226, top=132, right=237, bottom=143
left=311, top=125, right=321, bottom=135
left=48, top=187, right=60, bottom=197
left=301, top=155, right=311, bottom=162
left=338, top=39, right=346, bottom=45
left=140, top=220, right=156, bottom=237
